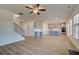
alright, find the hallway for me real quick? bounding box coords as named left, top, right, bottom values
left=0, top=34, right=77, bottom=55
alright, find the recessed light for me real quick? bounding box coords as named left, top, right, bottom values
left=15, top=14, right=20, bottom=17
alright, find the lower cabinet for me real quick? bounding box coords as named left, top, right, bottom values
left=34, top=31, right=42, bottom=38
left=49, top=31, right=61, bottom=36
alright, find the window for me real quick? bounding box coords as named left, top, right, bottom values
left=69, top=19, right=72, bottom=36
left=66, top=22, right=70, bottom=37
left=76, top=25, right=79, bottom=39
left=66, top=13, right=79, bottom=39
left=74, top=13, right=79, bottom=39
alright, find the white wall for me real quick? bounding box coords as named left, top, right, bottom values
left=43, top=22, right=48, bottom=35
left=0, top=8, right=24, bottom=46
left=27, top=21, right=34, bottom=36
left=24, top=20, right=49, bottom=36
left=24, top=20, right=34, bottom=36
left=13, top=14, right=20, bottom=26
left=66, top=5, right=79, bottom=50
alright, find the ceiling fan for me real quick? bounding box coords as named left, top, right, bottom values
left=25, top=4, right=46, bottom=15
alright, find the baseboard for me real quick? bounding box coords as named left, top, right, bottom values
left=67, top=35, right=79, bottom=51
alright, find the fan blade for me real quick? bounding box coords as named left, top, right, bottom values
left=39, top=9, right=46, bottom=11
left=36, top=4, right=40, bottom=8
left=25, top=6, right=32, bottom=9
left=29, top=11, right=33, bottom=13
left=37, top=12, right=40, bottom=15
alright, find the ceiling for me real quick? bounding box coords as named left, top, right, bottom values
left=0, top=4, right=76, bottom=24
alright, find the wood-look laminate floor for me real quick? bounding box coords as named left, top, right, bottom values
left=0, top=34, right=77, bottom=55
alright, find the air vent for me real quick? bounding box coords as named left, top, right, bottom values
left=67, top=6, right=71, bottom=8
left=18, top=13, right=24, bottom=15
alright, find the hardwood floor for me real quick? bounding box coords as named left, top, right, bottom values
left=0, top=34, right=77, bottom=55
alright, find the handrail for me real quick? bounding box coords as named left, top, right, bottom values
left=13, top=23, right=24, bottom=31
left=13, top=23, right=25, bottom=36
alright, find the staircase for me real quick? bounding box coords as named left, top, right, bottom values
left=13, top=23, right=25, bottom=37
